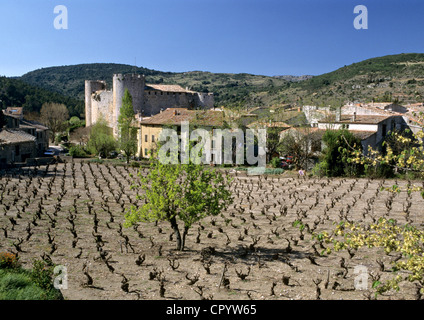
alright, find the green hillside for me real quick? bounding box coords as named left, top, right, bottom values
left=19, top=63, right=290, bottom=109
left=286, top=53, right=424, bottom=107
left=0, top=76, right=83, bottom=117
left=13, top=53, right=424, bottom=119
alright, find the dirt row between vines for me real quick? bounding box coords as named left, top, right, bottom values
left=1, top=161, right=423, bottom=300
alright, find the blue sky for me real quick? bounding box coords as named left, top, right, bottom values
left=0, top=0, right=424, bottom=77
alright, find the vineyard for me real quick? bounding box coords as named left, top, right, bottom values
left=0, top=161, right=423, bottom=300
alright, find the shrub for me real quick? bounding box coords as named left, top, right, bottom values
left=0, top=270, right=46, bottom=300
left=0, top=252, right=20, bottom=269
left=69, top=145, right=89, bottom=158
left=318, top=218, right=424, bottom=297
left=0, top=269, right=63, bottom=300
left=0, top=260, right=63, bottom=300
left=364, top=162, right=395, bottom=179
left=310, top=161, right=326, bottom=178
left=30, top=260, right=54, bottom=291
left=321, top=129, right=363, bottom=177
left=89, top=158, right=104, bottom=164
left=130, top=161, right=140, bottom=168
left=270, top=157, right=281, bottom=168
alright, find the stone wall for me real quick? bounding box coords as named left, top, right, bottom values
left=91, top=90, right=114, bottom=126
left=113, top=74, right=145, bottom=136
left=194, top=93, right=214, bottom=109
left=85, top=80, right=106, bottom=127
left=143, top=91, right=196, bottom=116
left=0, top=141, right=37, bottom=164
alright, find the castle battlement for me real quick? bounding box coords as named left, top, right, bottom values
left=85, top=73, right=215, bottom=137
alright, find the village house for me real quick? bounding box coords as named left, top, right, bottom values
left=137, top=108, right=225, bottom=159
left=0, top=129, right=37, bottom=165
left=317, top=112, right=407, bottom=154
left=18, top=119, right=50, bottom=156
left=0, top=109, right=50, bottom=166
left=4, top=107, right=24, bottom=120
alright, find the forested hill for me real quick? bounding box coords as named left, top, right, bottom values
left=8, top=53, right=424, bottom=118
left=287, top=53, right=424, bottom=106
left=0, top=76, right=83, bottom=117
left=18, top=63, right=291, bottom=109
left=18, top=63, right=166, bottom=101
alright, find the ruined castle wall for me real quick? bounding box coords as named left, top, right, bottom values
left=91, top=90, right=114, bottom=126
left=143, top=91, right=214, bottom=116
left=142, top=91, right=193, bottom=116
left=85, top=74, right=214, bottom=136
left=112, top=74, right=145, bottom=136
left=194, top=93, right=214, bottom=109
left=85, top=80, right=106, bottom=127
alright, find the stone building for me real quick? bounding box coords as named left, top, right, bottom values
left=0, top=129, right=37, bottom=165
left=85, top=74, right=214, bottom=137
left=0, top=111, right=50, bottom=166
left=137, top=107, right=224, bottom=159
left=19, top=119, right=50, bottom=156
left=317, top=114, right=407, bottom=154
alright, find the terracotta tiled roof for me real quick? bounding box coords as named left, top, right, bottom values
left=20, top=119, right=49, bottom=131
left=247, top=121, right=291, bottom=129
left=145, top=84, right=196, bottom=93
left=0, top=129, right=36, bottom=145
left=319, top=114, right=393, bottom=124
left=140, top=108, right=224, bottom=127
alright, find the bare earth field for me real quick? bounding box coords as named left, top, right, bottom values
left=1, top=161, right=423, bottom=300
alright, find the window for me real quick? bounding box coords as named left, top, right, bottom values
left=144, top=148, right=148, bottom=156
left=145, top=135, right=148, bottom=142
left=152, top=135, right=155, bottom=142
left=15, top=145, right=20, bottom=156
left=382, top=124, right=387, bottom=137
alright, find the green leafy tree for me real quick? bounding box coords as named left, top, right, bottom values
left=321, top=129, right=363, bottom=177
left=266, top=127, right=283, bottom=163
left=124, top=150, right=233, bottom=251
left=87, top=117, right=117, bottom=158
left=118, top=89, right=138, bottom=163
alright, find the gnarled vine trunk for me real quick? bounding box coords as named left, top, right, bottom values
left=169, top=215, right=182, bottom=251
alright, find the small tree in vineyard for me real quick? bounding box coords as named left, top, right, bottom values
left=87, top=116, right=117, bottom=158
left=124, top=152, right=233, bottom=251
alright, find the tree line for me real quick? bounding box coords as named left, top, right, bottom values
left=0, top=76, right=83, bottom=118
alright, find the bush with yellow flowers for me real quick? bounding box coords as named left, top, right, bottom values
left=345, top=128, right=424, bottom=196
left=315, top=218, right=424, bottom=296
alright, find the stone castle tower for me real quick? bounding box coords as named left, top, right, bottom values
left=85, top=73, right=214, bottom=137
